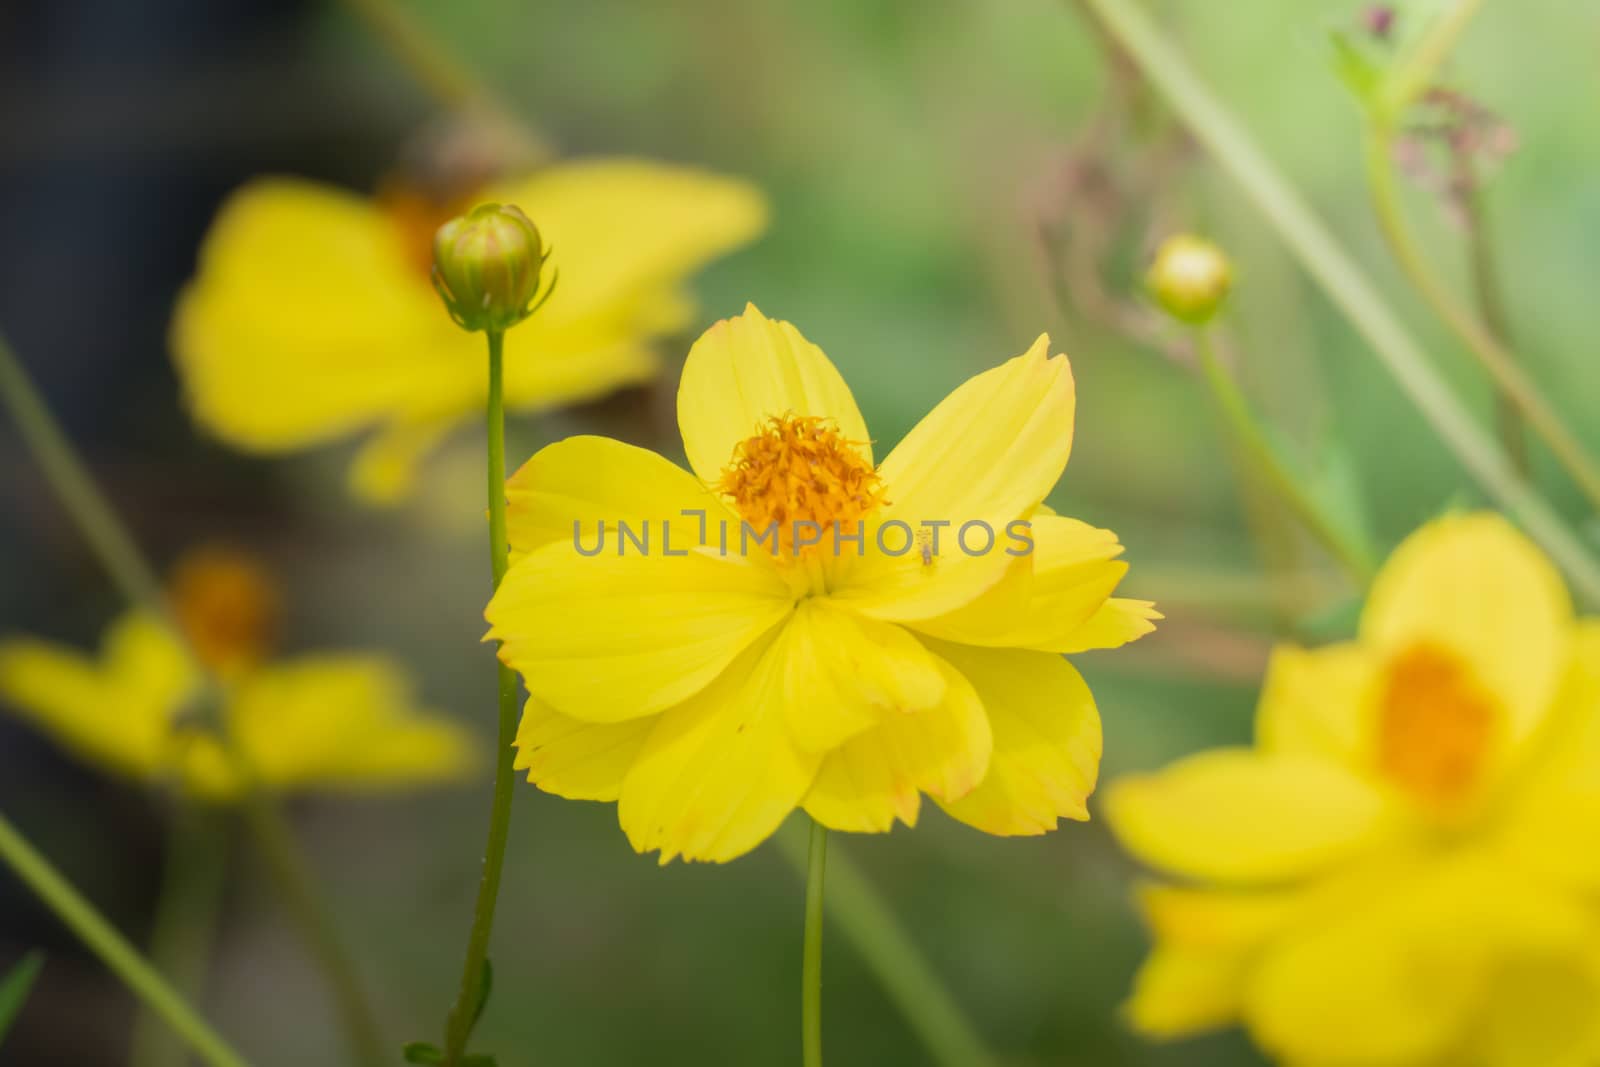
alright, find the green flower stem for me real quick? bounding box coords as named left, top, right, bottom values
left=776, top=823, right=997, bottom=1067
left=336, top=0, right=491, bottom=111
left=802, top=819, right=828, bottom=1067
left=1361, top=126, right=1600, bottom=503
left=1072, top=0, right=1600, bottom=607
left=130, top=808, right=230, bottom=1067
left=1193, top=330, right=1376, bottom=587
left=0, top=330, right=386, bottom=1067
left=0, top=811, right=251, bottom=1067
left=442, top=328, right=520, bottom=1066
left=238, top=788, right=386, bottom=1067
left=1462, top=180, right=1528, bottom=476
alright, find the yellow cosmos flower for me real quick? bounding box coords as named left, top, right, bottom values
left=1106, top=513, right=1600, bottom=1067
left=0, top=549, right=475, bottom=800
left=172, top=159, right=767, bottom=502
left=484, top=304, right=1157, bottom=863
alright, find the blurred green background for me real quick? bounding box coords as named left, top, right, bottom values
left=2, top=0, right=1598, bottom=1063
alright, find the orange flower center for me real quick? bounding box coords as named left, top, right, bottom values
left=1376, top=644, right=1498, bottom=814
left=717, top=415, right=886, bottom=555
left=379, top=180, right=473, bottom=281
left=169, top=548, right=281, bottom=676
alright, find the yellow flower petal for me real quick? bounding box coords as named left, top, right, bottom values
left=802, top=653, right=991, bottom=833
left=778, top=600, right=946, bottom=753
left=1243, top=858, right=1595, bottom=1067
left=676, top=305, right=871, bottom=487
left=1362, top=512, right=1572, bottom=748
left=909, top=516, right=1134, bottom=652
left=618, top=636, right=820, bottom=863
left=930, top=643, right=1101, bottom=835
left=348, top=416, right=455, bottom=505
left=217, top=655, right=476, bottom=796
left=487, top=541, right=794, bottom=722
left=173, top=178, right=464, bottom=451
left=1058, top=597, right=1162, bottom=653
left=0, top=614, right=191, bottom=783
left=1137, top=883, right=1303, bottom=951
left=1255, top=642, right=1379, bottom=765
left=831, top=337, right=1076, bottom=622
left=504, top=435, right=733, bottom=563
left=1104, top=749, right=1390, bottom=884
left=1124, top=946, right=1248, bottom=1040
left=484, top=159, right=767, bottom=336
left=514, top=696, right=654, bottom=802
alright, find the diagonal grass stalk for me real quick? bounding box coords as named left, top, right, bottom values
left=0, top=329, right=386, bottom=1067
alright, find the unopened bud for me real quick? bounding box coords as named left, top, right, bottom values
left=1147, top=234, right=1233, bottom=325
left=431, top=203, right=549, bottom=333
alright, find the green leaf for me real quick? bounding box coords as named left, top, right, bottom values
left=402, top=1041, right=444, bottom=1065
left=1329, top=29, right=1384, bottom=107
left=0, top=953, right=44, bottom=1048
left=471, top=958, right=494, bottom=1028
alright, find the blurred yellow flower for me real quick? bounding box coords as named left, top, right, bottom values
left=172, top=160, right=767, bottom=503
left=0, top=549, right=476, bottom=801
left=485, top=304, right=1157, bottom=863
left=1107, top=513, right=1600, bottom=1066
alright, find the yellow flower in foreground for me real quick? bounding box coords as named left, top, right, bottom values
left=485, top=304, right=1157, bottom=863
left=172, top=159, right=767, bottom=502
left=1107, top=513, right=1600, bottom=1067
left=0, top=549, right=475, bottom=800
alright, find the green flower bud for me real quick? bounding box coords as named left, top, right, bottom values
left=1147, top=234, right=1233, bottom=326
left=431, top=203, right=550, bottom=333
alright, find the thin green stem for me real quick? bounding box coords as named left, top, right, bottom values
left=802, top=819, right=828, bottom=1067
left=1072, top=0, right=1600, bottom=607
left=238, top=790, right=386, bottom=1067
left=0, top=811, right=251, bottom=1067
left=0, top=329, right=386, bottom=1066
left=130, top=808, right=230, bottom=1067
left=442, top=328, right=520, bottom=1067
left=776, top=823, right=996, bottom=1067
left=1379, top=0, right=1487, bottom=120
left=336, top=0, right=491, bottom=110
left=1463, top=178, right=1529, bottom=476
left=1362, top=126, right=1600, bottom=509
left=1194, top=331, right=1376, bottom=587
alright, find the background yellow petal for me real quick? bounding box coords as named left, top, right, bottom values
left=618, top=636, right=820, bottom=863
left=172, top=178, right=470, bottom=450
left=487, top=540, right=793, bottom=722
left=778, top=600, right=946, bottom=753
left=832, top=337, right=1075, bottom=622
left=1255, top=642, right=1379, bottom=767
left=802, top=653, right=991, bottom=833
left=1124, top=946, right=1248, bottom=1040
left=1362, top=512, right=1573, bottom=747
left=1138, top=883, right=1304, bottom=951
left=484, top=159, right=767, bottom=334
left=930, top=643, right=1101, bottom=835
left=503, top=435, right=733, bottom=562
left=221, top=655, right=476, bottom=793
left=676, top=304, right=871, bottom=486
left=0, top=614, right=192, bottom=783
left=514, top=696, right=655, bottom=802
left=1104, top=749, right=1390, bottom=884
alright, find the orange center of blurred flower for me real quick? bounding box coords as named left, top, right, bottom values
left=380, top=182, right=473, bottom=281
left=1376, top=644, right=1497, bottom=814
left=717, top=414, right=886, bottom=555
left=168, top=548, right=282, bottom=676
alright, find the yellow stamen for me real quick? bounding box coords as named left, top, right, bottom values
left=168, top=547, right=281, bottom=676
left=1376, top=644, right=1497, bottom=814
left=717, top=414, right=886, bottom=556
